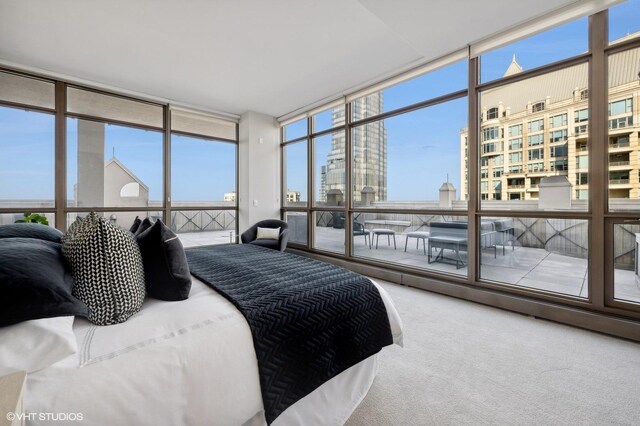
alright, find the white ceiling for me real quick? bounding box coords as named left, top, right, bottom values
left=0, top=0, right=580, bottom=118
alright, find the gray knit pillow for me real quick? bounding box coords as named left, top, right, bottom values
left=61, top=213, right=146, bottom=325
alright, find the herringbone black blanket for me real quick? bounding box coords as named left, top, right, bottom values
left=185, top=244, right=393, bottom=424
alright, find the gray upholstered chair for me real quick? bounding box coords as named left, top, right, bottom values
left=240, top=219, right=289, bottom=252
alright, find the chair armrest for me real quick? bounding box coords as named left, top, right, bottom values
left=279, top=228, right=290, bottom=252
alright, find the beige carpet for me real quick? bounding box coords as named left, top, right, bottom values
left=346, top=280, right=640, bottom=426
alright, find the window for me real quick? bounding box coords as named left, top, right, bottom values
left=575, top=108, right=589, bottom=123
left=609, top=98, right=633, bottom=116
left=351, top=60, right=467, bottom=120
left=493, top=155, right=504, bottom=166
left=550, top=114, right=567, bottom=128
left=550, top=129, right=568, bottom=143
left=609, top=117, right=633, bottom=129
left=577, top=173, right=589, bottom=185
left=493, top=167, right=503, bottom=178
left=480, top=17, right=588, bottom=83
left=531, top=102, right=545, bottom=113
left=509, top=138, right=522, bottom=150
left=482, top=126, right=500, bottom=141
left=528, top=119, right=544, bottom=132
left=527, top=162, right=544, bottom=172
left=528, top=134, right=544, bottom=146
left=576, top=155, right=589, bottom=169
left=314, top=131, right=345, bottom=207
left=575, top=124, right=588, bottom=135
left=0, top=107, right=55, bottom=207
left=170, top=134, right=235, bottom=207
left=508, top=124, right=523, bottom=137
left=351, top=97, right=467, bottom=207
left=509, top=165, right=523, bottom=173
left=486, top=107, right=499, bottom=120
left=283, top=118, right=307, bottom=142
left=609, top=0, right=640, bottom=42
left=283, top=141, right=308, bottom=207
left=550, top=144, right=568, bottom=157
left=67, top=118, right=163, bottom=208
left=580, top=89, right=589, bottom=100
left=482, top=142, right=501, bottom=154
left=550, top=160, right=568, bottom=171
left=313, top=106, right=345, bottom=133
left=528, top=148, right=544, bottom=160
left=481, top=169, right=489, bottom=179
left=508, top=152, right=522, bottom=163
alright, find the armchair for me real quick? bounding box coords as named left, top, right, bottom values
left=240, top=219, right=289, bottom=252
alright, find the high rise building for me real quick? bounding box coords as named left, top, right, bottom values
left=460, top=35, right=640, bottom=202
left=320, top=93, right=387, bottom=203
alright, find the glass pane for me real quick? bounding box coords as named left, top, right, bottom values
left=352, top=213, right=466, bottom=276
left=0, top=71, right=54, bottom=109
left=67, top=211, right=162, bottom=232
left=613, top=223, right=640, bottom=303
left=67, top=118, right=164, bottom=208
left=313, top=105, right=345, bottom=133
left=284, top=141, right=307, bottom=207
left=478, top=63, right=588, bottom=210
left=172, top=210, right=237, bottom=247
left=285, top=212, right=307, bottom=245
left=314, top=131, right=345, bottom=207
left=283, top=118, right=307, bottom=141
left=67, top=87, right=163, bottom=128
left=480, top=18, right=587, bottom=83
left=607, top=47, right=639, bottom=211
left=313, top=211, right=345, bottom=254
left=351, top=60, right=467, bottom=120
left=0, top=107, right=55, bottom=208
left=0, top=212, right=55, bottom=227
left=609, top=0, right=640, bottom=44
left=171, top=134, right=236, bottom=207
left=171, top=109, right=236, bottom=140
left=480, top=216, right=588, bottom=298
left=352, top=98, right=467, bottom=209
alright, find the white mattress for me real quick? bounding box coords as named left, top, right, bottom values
left=25, top=277, right=403, bottom=425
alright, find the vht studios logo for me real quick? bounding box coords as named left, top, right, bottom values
left=6, top=412, right=84, bottom=422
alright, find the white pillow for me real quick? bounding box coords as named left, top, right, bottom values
left=0, top=316, right=77, bottom=376
left=256, top=227, right=280, bottom=240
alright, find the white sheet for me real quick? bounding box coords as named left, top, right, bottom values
left=25, top=277, right=402, bottom=425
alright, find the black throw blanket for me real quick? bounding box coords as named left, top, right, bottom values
left=185, top=244, right=393, bottom=424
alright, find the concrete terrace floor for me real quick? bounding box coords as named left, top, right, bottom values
left=178, top=228, right=640, bottom=304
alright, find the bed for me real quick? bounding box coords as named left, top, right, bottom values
left=22, top=260, right=403, bottom=425
left=0, top=222, right=402, bottom=425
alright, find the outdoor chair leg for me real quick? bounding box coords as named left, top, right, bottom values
left=393, top=235, right=396, bottom=249
left=404, top=237, right=409, bottom=252
left=422, top=239, right=426, bottom=255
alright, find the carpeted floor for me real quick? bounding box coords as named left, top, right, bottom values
left=345, top=280, right=640, bottom=426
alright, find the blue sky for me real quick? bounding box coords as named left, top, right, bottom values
left=1, top=0, right=639, bottom=203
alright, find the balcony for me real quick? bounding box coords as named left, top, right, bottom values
left=609, top=178, right=631, bottom=185
left=609, top=160, right=631, bottom=169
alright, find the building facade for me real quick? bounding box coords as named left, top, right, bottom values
left=320, top=92, right=388, bottom=204
left=461, top=37, right=640, bottom=202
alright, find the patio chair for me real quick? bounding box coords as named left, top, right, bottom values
left=353, top=220, right=371, bottom=248
left=241, top=219, right=289, bottom=251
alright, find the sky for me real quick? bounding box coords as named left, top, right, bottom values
left=1, top=0, right=639, bottom=204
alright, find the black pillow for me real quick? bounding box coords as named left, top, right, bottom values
left=135, top=219, right=191, bottom=301
left=0, top=223, right=64, bottom=243
left=61, top=213, right=146, bottom=325
left=129, top=216, right=142, bottom=233
left=134, top=217, right=154, bottom=236
left=0, top=238, right=89, bottom=327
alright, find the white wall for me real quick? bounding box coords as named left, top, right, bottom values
left=238, top=111, right=280, bottom=233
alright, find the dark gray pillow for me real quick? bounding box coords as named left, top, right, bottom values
left=61, top=213, right=146, bottom=326
left=129, top=216, right=142, bottom=233
left=135, top=219, right=191, bottom=301
left=134, top=217, right=153, bottom=236
left=0, top=238, right=89, bottom=327
left=0, top=223, right=63, bottom=243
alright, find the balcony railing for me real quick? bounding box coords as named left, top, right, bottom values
left=609, top=160, right=630, bottom=167
left=609, top=141, right=631, bottom=149
left=609, top=179, right=630, bottom=185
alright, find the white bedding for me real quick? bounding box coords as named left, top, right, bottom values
left=25, top=277, right=403, bottom=425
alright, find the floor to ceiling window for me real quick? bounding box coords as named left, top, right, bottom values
left=0, top=72, right=239, bottom=246
left=280, top=2, right=640, bottom=332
